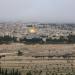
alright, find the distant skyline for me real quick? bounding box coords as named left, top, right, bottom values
left=0, top=0, right=75, bottom=23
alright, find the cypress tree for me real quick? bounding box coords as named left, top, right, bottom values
left=0, top=67, right=1, bottom=74
left=26, top=71, right=32, bottom=75
left=4, top=69, right=8, bottom=75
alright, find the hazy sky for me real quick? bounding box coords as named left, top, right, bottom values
left=0, top=0, right=75, bottom=23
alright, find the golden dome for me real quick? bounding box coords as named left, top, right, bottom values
left=28, top=26, right=37, bottom=33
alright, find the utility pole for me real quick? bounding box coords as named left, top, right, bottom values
left=48, top=50, right=51, bottom=60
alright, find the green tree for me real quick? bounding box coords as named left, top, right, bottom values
left=17, top=50, right=23, bottom=56
left=26, top=71, right=32, bottom=75
left=4, top=69, right=8, bottom=75
left=0, top=67, right=1, bottom=74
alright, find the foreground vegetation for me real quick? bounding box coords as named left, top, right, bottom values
left=0, top=67, right=75, bottom=75
left=0, top=68, right=21, bottom=75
